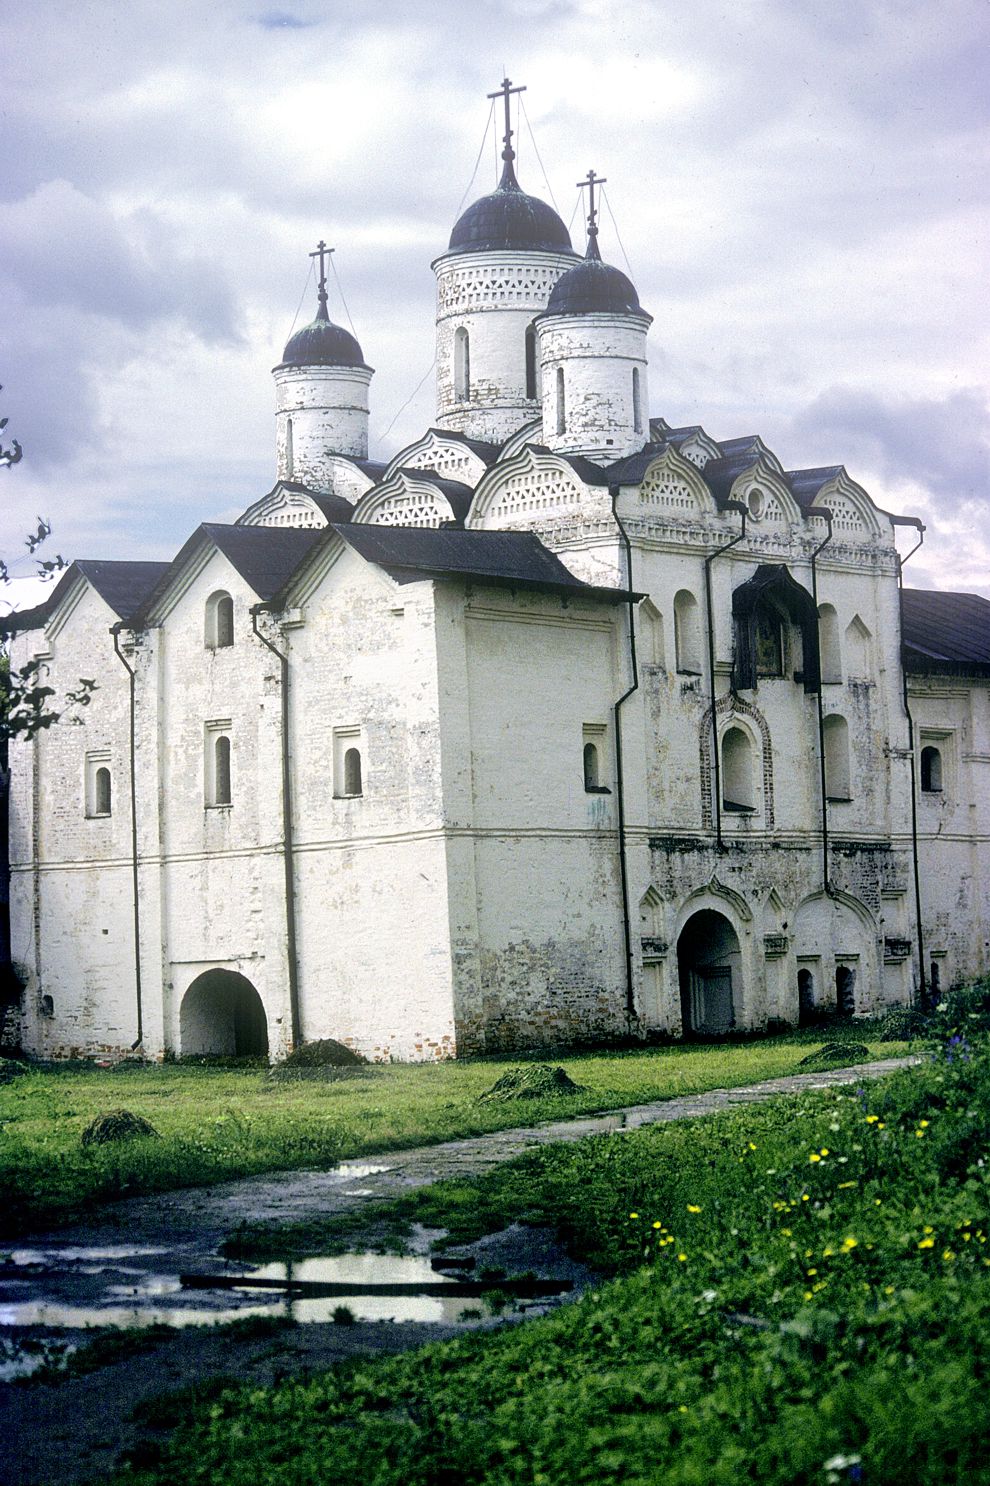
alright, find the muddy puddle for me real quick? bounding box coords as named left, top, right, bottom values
left=0, top=1226, right=577, bottom=1345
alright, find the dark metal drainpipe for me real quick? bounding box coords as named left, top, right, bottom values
left=250, top=607, right=301, bottom=1049
left=110, top=625, right=143, bottom=1050
left=704, top=502, right=748, bottom=851
left=609, top=484, right=640, bottom=1031
left=808, top=510, right=835, bottom=895
left=890, top=516, right=928, bottom=1008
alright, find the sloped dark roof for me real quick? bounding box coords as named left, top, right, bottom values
left=330, top=525, right=636, bottom=604
left=0, top=560, right=171, bottom=634
left=607, top=443, right=669, bottom=484
left=424, top=429, right=500, bottom=465
left=132, top=525, right=324, bottom=625
left=518, top=444, right=611, bottom=487
left=311, top=493, right=355, bottom=524
left=390, top=471, right=475, bottom=523
left=901, top=588, right=990, bottom=671
left=353, top=459, right=390, bottom=481
left=702, top=452, right=762, bottom=506
left=786, top=467, right=844, bottom=509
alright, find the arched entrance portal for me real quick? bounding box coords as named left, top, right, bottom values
left=678, top=910, right=741, bottom=1037
left=180, top=970, right=268, bottom=1057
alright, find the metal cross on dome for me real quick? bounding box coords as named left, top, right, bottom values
left=577, top=169, right=607, bottom=256
left=487, top=75, right=526, bottom=163
left=309, top=239, right=334, bottom=313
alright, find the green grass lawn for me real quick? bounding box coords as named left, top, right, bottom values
left=0, top=1026, right=905, bottom=1235
left=105, top=1034, right=990, bottom=1486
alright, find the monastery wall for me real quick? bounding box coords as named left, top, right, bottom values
left=435, top=587, right=630, bottom=1052
left=8, top=587, right=137, bottom=1057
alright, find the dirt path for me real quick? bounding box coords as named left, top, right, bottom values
left=0, top=1055, right=917, bottom=1485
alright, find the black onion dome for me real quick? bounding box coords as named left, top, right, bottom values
left=280, top=301, right=366, bottom=368
left=448, top=161, right=576, bottom=256
left=544, top=242, right=649, bottom=319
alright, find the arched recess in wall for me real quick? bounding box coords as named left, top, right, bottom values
left=677, top=909, right=740, bottom=1037
left=638, top=599, right=665, bottom=668
left=454, top=326, right=470, bottom=401
left=180, top=970, right=268, bottom=1057
left=721, top=725, right=756, bottom=812
left=793, top=890, right=877, bottom=1020
left=818, top=603, right=841, bottom=683
left=673, top=589, right=702, bottom=674
left=845, top=614, right=871, bottom=678
left=823, top=714, right=852, bottom=800
left=699, top=695, right=774, bottom=829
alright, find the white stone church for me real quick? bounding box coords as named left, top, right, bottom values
left=6, top=84, right=990, bottom=1062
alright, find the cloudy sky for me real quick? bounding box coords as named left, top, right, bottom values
left=2, top=0, right=987, bottom=605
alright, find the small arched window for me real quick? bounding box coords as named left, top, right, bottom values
left=525, top=323, right=538, bottom=400
left=721, top=726, right=755, bottom=811
left=845, top=614, right=871, bottom=678
left=555, top=366, right=565, bottom=436
left=94, top=766, right=112, bottom=816
left=798, top=967, right=816, bottom=1025
left=818, top=603, right=841, bottom=684
left=214, top=734, right=232, bottom=806
left=632, top=367, right=642, bottom=434
left=673, top=590, right=701, bottom=674
left=823, top=714, right=851, bottom=800
left=343, top=747, right=363, bottom=797
left=583, top=742, right=600, bottom=791
left=285, top=415, right=294, bottom=480
left=454, top=326, right=470, bottom=402
left=920, top=745, right=942, bottom=792
left=206, top=591, right=234, bottom=649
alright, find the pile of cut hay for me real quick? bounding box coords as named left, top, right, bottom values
left=81, top=1109, right=159, bottom=1146
left=477, top=1064, right=585, bottom=1103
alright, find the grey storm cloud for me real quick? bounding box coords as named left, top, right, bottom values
left=791, top=388, right=990, bottom=511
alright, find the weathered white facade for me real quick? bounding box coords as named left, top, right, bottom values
left=5, top=96, right=989, bottom=1062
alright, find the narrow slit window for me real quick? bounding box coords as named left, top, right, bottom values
left=583, top=742, right=600, bottom=791
left=214, top=735, right=231, bottom=806
left=454, top=327, right=470, bottom=402
left=94, top=767, right=112, bottom=816
left=632, top=367, right=642, bottom=434
left=555, top=366, right=565, bottom=435
left=285, top=415, right=294, bottom=479
left=344, top=747, right=362, bottom=797
left=525, top=323, right=537, bottom=400
left=920, top=745, right=942, bottom=792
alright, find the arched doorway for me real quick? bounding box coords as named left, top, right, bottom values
left=180, top=970, right=268, bottom=1057
left=798, top=967, right=816, bottom=1026
left=677, top=910, right=741, bottom=1037
left=835, top=965, right=856, bottom=1018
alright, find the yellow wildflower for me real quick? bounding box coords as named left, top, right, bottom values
left=840, top=1236, right=858, bottom=1253
left=809, top=1153, right=822, bottom=1163
left=686, top=1204, right=702, bottom=1214
left=918, top=1238, right=935, bottom=1249
left=942, top=1249, right=955, bottom=1262
left=865, top=1115, right=879, bottom=1124
left=919, top=1120, right=929, bottom=1128
left=652, top=1221, right=662, bottom=1229
left=838, top=1180, right=856, bottom=1189
left=629, top=1212, right=639, bottom=1220
left=677, top=1253, right=687, bottom=1262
